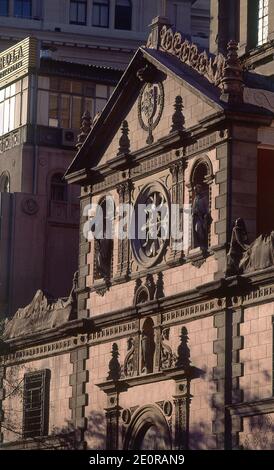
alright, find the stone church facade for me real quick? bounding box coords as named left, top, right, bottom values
left=1, top=15, right=274, bottom=450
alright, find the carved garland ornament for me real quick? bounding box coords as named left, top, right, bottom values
left=152, top=25, right=225, bottom=87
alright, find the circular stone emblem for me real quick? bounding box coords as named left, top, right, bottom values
left=163, top=401, right=173, bottom=417
left=121, top=409, right=132, bottom=425
left=21, top=198, right=39, bottom=216
left=131, top=183, right=169, bottom=268
left=138, top=82, right=164, bottom=144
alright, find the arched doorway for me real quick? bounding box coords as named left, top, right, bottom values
left=124, top=405, right=172, bottom=450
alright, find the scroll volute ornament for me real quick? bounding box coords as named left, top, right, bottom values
left=156, top=25, right=226, bottom=87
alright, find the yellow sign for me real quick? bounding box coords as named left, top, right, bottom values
left=0, top=37, right=39, bottom=87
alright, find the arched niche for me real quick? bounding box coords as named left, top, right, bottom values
left=124, top=405, right=172, bottom=450
left=93, top=195, right=115, bottom=281
left=140, top=317, right=155, bottom=374
left=188, top=156, right=214, bottom=249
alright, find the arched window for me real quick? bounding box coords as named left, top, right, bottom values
left=50, top=173, right=67, bottom=202
left=0, top=172, right=10, bottom=193
left=190, top=159, right=213, bottom=250
left=93, top=0, right=109, bottom=28
left=115, top=0, right=132, bottom=30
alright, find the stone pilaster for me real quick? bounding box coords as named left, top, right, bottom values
left=0, top=366, right=5, bottom=444
left=77, top=192, right=91, bottom=319
left=173, top=379, right=191, bottom=450
left=69, top=346, right=89, bottom=449
left=231, top=306, right=244, bottom=449
left=213, top=310, right=228, bottom=449
left=105, top=393, right=122, bottom=450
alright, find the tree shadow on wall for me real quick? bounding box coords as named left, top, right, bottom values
left=188, top=366, right=274, bottom=450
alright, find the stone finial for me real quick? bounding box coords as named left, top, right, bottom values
left=146, top=16, right=171, bottom=49
left=117, top=120, right=130, bottom=156
left=107, top=343, right=121, bottom=381
left=176, top=327, right=191, bottom=369
left=220, top=40, right=243, bottom=105
left=170, top=96, right=185, bottom=133
left=76, top=110, right=92, bottom=151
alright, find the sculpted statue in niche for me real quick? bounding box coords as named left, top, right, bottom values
left=95, top=238, right=113, bottom=279
left=94, top=198, right=113, bottom=280
left=141, top=318, right=155, bottom=374
left=160, top=328, right=175, bottom=370
left=123, top=337, right=135, bottom=378
left=227, top=218, right=249, bottom=275
left=192, top=184, right=212, bottom=250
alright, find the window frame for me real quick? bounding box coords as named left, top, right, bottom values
left=23, top=370, right=51, bottom=439
left=50, top=172, right=68, bottom=202
left=44, top=77, right=110, bottom=130
left=0, top=0, right=9, bottom=16
left=14, top=0, right=32, bottom=18
left=114, top=0, right=132, bottom=31
left=70, top=0, right=87, bottom=25
left=92, top=0, right=110, bottom=28
left=257, top=0, right=269, bottom=46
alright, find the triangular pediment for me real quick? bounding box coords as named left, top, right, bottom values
left=65, top=46, right=223, bottom=179
left=65, top=19, right=269, bottom=182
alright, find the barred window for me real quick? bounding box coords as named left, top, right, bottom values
left=258, top=0, right=268, bottom=45
left=23, top=370, right=50, bottom=439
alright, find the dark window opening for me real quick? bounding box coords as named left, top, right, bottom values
left=14, top=0, right=32, bottom=18
left=115, top=0, right=132, bottom=30
left=70, top=0, right=87, bottom=25
left=92, top=0, right=109, bottom=28
left=257, top=149, right=274, bottom=235
left=23, top=370, right=50, bottom=439
left=50, top=173, right=67, bottom=202
left=0, top=0, right=9, bottom=16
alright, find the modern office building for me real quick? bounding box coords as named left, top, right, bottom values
left=0, top=1, right=211, bottom=69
